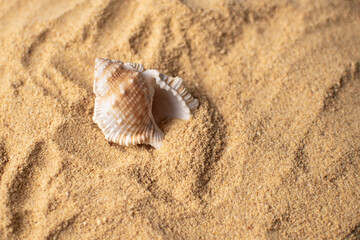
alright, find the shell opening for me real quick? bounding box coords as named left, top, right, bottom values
left=152, top=86, right=191, bottom=125
left=143, top=70, right=198, bottom=126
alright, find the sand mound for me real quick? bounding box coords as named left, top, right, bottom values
left=0, top=0, right=359, bottom=239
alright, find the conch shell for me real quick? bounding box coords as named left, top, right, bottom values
left=93, top=58, right=199, bottom=149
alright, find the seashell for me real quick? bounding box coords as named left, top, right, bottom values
left=93, top=58, right=199, bottom=149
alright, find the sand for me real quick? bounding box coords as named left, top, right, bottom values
left=0, top=0, right=359, bottom=239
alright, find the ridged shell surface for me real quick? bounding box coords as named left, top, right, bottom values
left=93, top=58, right=199, bottom=149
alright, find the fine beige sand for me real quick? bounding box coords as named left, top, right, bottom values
left=0, top=0, right=359, bottom=239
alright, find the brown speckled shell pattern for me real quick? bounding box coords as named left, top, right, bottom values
left=93, top=58, right=163, bottom=148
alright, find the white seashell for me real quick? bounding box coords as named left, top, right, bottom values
left=93, top=58, right=199, bottom=149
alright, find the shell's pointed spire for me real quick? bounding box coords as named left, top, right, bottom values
left=92, top=58, right=199, bottom=149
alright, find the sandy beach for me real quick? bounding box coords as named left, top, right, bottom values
left=0, top=0, right=359, bottom=239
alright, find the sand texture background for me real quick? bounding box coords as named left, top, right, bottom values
left=0, top=0, right=359, bottom=239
